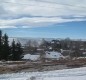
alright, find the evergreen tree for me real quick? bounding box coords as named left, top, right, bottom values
left=0, top=30, right=3, bottom=59
left=1, top=33, right=10, bottom=60
left=15, top=42, right=23, bottom=60
left=0, top=30, right=2, bottom=47
left=10, top=39, right=16, bottom=60
left=11, top=40, right=23, bottom=61
left=0, top=30, right=23, bottom=61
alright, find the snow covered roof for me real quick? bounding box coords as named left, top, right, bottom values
left=22, top=54, right=40, bottom=61
left=83, top=52, right=86, bottom=54
left=45, top=51, right=64, bottom=59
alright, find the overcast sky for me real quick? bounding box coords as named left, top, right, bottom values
left=0, top=0, right=86, bottom=39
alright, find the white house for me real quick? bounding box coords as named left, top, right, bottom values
left=45, top=51, right=64, bottom=60
left=22, top=54, right=40, bottom=61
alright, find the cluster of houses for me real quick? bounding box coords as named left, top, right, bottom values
left=22, top=50, right=86, bottom=62
left=22, top=39, right=86, bottom=61
left=22, top=51, right=64, bottom=61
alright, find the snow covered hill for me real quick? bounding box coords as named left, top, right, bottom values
left=0, top=67, right=86, bottom=80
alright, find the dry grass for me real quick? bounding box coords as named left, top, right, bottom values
left=0, top=58, right=86, bottom=74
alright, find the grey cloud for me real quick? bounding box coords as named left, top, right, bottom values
left=0, top=0, right=86, bottom=28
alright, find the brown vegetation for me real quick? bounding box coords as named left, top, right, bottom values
left=0, top=58, right=86, bottom=74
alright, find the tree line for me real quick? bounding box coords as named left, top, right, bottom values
left=39, top=38, right=86, bottom=57
left=0, top=30, right=23, bottom=61
left=24, top=38, right=85, bottom=57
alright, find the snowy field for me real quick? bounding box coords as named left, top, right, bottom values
left=0, top=67, right=86, bottom=80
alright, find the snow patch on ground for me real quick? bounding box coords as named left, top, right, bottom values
left=0, top=67, right=86, bottom=80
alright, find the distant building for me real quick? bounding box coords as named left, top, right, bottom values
left=60, top=49, right=74, bottom=59
left=22, top=54, right=40, bottom=61
left=83, top=52, right=86, bottom=56
left=44, top=51, right=64, bottom=60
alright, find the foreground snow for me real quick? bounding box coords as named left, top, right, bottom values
left=0, top=67, right=86, bottom=80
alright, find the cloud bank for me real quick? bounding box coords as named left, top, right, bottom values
left=0, top=0, right=86, bottom=28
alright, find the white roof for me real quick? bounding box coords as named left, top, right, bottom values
left=22, top=54, right=40, bottom=61
left=45, top=51, right=64, bottom=59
